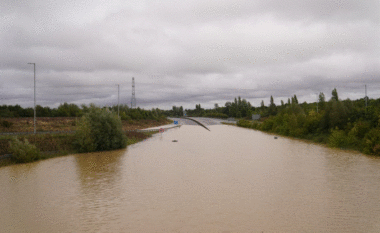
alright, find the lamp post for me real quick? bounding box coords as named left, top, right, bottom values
left=28, top=63, right=36, bottom=134
left=315, top=93, right=319, bottom=113
left=116, top=84, right=120, bottom=117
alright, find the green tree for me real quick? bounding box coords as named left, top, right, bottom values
left=331, top=88, right=339, bottom=101
left=268, top=95, right=277, bottom=116
left=9, top=137, right=41, bottom=163
left=74, top=106, right=127, bottom=152
left=292, top=95, right=298, bottom=104
left=318, top=92, right=326, bottom=110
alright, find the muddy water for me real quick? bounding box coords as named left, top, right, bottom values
left=1, top=125, right=380, bottom=232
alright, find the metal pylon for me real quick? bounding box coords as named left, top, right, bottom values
left=131, top=77, right=136, bottom=108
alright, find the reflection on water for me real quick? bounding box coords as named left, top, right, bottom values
left=75, top=149, right=124, bottom=192
left=1, top=125, right=380, bottom=232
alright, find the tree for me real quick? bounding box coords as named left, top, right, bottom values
left=74, top=106, right=127, bottom=152
left=319, top=92, right=326, bottom=110
left=292, top=95, right=298, bottom=104
left=224, top=102, right=232, bottom=115
left=9, top=137, right=41, bottom=163
left=331, top=88, right=339, bottom=101
left=268, top=95, right=277, bottom=116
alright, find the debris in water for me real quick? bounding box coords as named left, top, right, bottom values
left=172, top=140, right=178, bottom=142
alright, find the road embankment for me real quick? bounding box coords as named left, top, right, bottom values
left=0, top=119, right=175, bottom=168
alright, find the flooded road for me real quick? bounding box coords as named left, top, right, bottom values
left=1, top=124, right=380, bottom=232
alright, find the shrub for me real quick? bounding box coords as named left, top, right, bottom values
left=328, top=128, right=358, bottom=149
left=120, top=112, right=132, bottom=121
left=73, top=106, right=127, bottom=153
left=203, top=112, right=229, bottom=119
left=373, top=144, right=380, bottom=156
left=237, top=119, right=251, bottom=128
left=1, top=120, right=13, bottom=128
left=9, top=137, right=41, bottom=163
left=363, top=128, right=380, bottom=155
left=261, top=117, right=274, bottom=131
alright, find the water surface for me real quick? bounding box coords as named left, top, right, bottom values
left=1, top=125, right=380, bottom=232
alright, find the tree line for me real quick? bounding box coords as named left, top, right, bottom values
left=237, top=88, right=380, bottom=156
left=165, top=88, right=379, bottom=156
left=0, top=103, right=166, bottom=121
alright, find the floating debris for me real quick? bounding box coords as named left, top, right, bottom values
left=172, top=140, right=178, bottom=142
left=274, top=136, right=278, bottom=139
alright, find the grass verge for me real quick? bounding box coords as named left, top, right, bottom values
left=0, top=131, right=158, bottom=168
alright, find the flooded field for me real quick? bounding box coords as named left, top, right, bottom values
left=1, top=124, right=380, bottom=232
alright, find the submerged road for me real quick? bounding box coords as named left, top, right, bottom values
left=168, top=117, right=236, bottom=126
left=2, top=122, right=380, bottom=232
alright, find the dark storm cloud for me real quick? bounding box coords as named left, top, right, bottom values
left=1, top=0, right=379, bottom=109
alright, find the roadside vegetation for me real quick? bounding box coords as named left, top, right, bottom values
left=163, top=88, right=379, bottom=156
left=0, top=102, right=167, bottom=120
left=73, top=105, right=127, bottom=152
left=2, top=88, right=379, bottom=164
left=9, top=137, right=41, bottom=163
left=0, top=104, right=170, bottom=167
left=236, top=89, right=380, bottom=156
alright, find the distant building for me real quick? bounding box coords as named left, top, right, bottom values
left=252, top=114, right=261, bottom=120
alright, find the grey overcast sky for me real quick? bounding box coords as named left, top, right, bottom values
left=1, top=0, right=379, bottom=110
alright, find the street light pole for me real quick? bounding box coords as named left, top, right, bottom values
left=116, top=84, right=120, bottom=117
left=28, top=63, right=36, bottom=134
left=315, top=93, right=319, bottom=113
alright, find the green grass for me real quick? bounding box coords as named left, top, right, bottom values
left=127, top=131, right=158, bottom=145
left=0, top=131, right=158, bottom=168
left=221, top=122, right=236, bottom=126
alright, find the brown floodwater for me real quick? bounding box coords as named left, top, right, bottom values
left=1, top=125, right=380, bottom=232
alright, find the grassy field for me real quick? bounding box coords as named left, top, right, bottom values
left=0, top=130, right=160, bottom=167
left=0, top=117, right=172, bottom=133
left=0, top=117, right=172, bottom=167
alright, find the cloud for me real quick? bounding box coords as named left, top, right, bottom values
left=1, top=0, right=379, bottom=109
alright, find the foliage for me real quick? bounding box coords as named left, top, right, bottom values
left=235, top=88, right=380, bottom=156
left=171, top=106, right=184, bottom=117
left=203, top=112, right=228, bottom=119
left=362, top=128, right=380, bottom=155
left=73, top=106, right=127, bottom=153
left=331, top=88, right=339, bottom=101
left=268, top=95, right=277, bottom=116
left=237, top=119, right=260, bottom=129
left=1, top=120, right=13, bottom=128
left=9, top=137, right=41, bottom=163
left=2, top=87, right=380, bottom=156
left=328, top=128, right=355, bottom=148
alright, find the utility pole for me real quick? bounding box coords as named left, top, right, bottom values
left=117, top=84, right=120, bottom=117
left=365, top=84, right=368, bottom=109
left=28, top=63, right=36, bottom=134
left=316, top=93, right=319, bottom=113
left=131, top=77, right=136, bottom=108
